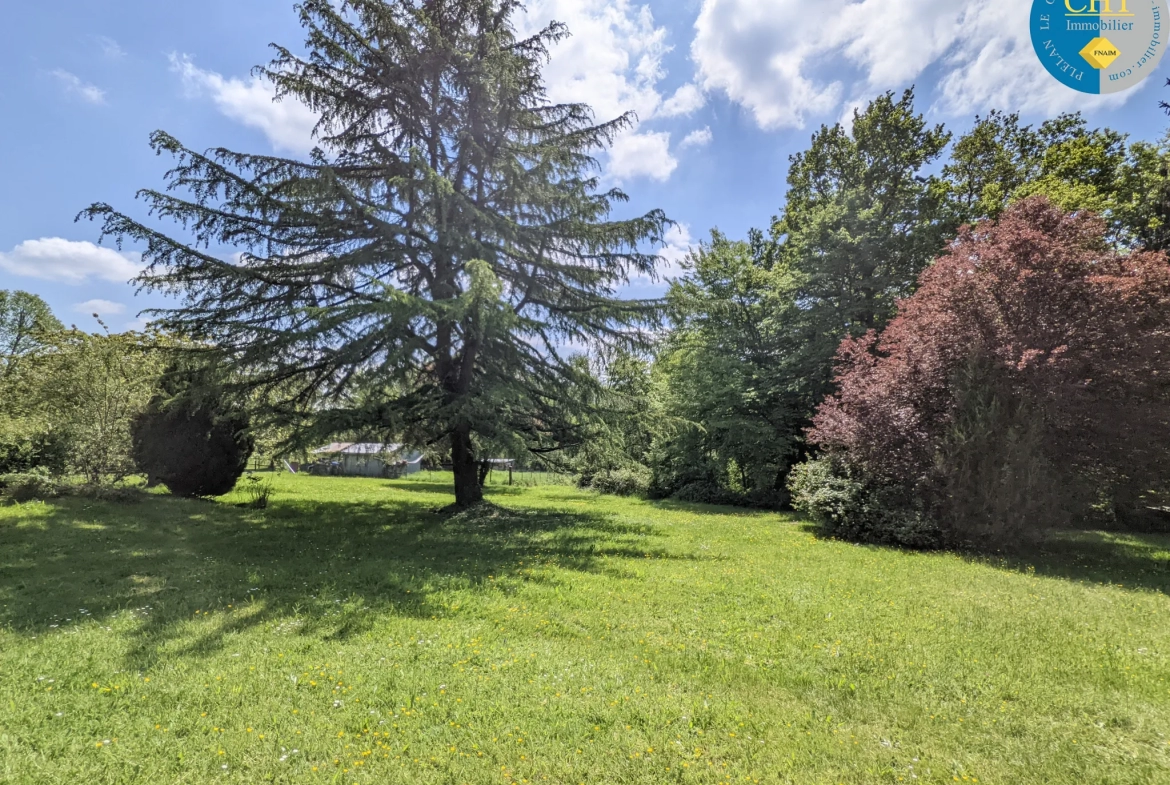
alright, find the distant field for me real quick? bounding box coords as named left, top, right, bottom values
left=1, top=472, right=1168, bottom=784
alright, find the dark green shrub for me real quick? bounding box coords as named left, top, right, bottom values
left=587, top=466, right=651, bottom=497
left=672, top=481, right=744, bottom=507
left=667, top=480, right=788, bottom=510
left=133, top=405, right=253, bottom=498
left=0, top=423, right=67, bottom=475
left=646, top=436, right=722, bottom=501
left=132, top=359, right=254, bottom=498
left=788, top=457, right=939, bottom=548
left=0, top=469, right=64, bottom=503
left=742, top=486, right=790, bottom=510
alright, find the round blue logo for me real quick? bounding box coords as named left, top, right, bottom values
left=1030, top=0, right=1166, bottom=94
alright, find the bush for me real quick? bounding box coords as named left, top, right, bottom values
left=0, top=422, right=67, bottom=475
left=586, top=466, right=651, bottom=497
left=74, top=484, right=145, bottom=503
left=670, top=481, right=788, bottom=510
left=132, top=359, right=254, bottom=498
left=134, top=405, right=253, bottom=498
left=788, top=457, right=938, bottom=548
left=672, top=481, right=742, bottom=507
left=742, top=486, right=790, bottom=510
left=0, top=471, right=146, bottom=504
left=0, top=469, right=65, bottom=503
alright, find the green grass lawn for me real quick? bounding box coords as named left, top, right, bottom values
left=1, top=473, right=1169, bottom=784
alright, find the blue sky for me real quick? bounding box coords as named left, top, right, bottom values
left=2, top=0, right=1169, bottom=330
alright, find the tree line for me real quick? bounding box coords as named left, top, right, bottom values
left=576, top=90, right=1170, bottom=547
left=7, top=1, right=1169, bottom=549
left=0, top=297, right=254, bottom=500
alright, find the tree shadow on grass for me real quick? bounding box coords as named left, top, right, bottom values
left=381, top=479, right=531, bottom=497
left=795, top=521, right=1170, bottom=596
left=984, top=530, right=1170, bottom=596
left=0, top=491, right=708, bottom=672
left=378, top=480, right=458, bottom=496
left=648, top=499, right=789, bottom=518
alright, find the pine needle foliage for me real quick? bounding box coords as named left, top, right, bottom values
left=81, top=0, right=670, bottom=506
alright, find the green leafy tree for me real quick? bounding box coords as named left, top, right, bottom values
left=598, top=351, right=658, bottom=470
left=0, top=290, right=62, bottom=380
left=653, top=232, right=806, bottom=496
left=942, top=110, right=1170, bottom=248
left=647, top=91, right=951, bottom=503
left=1127, top=82, right=1170, bottom=251
left=1120, top=139, right=1170, bottom=251
left=34, top=325, right=164, bottom=484
left=83, top=0, right=669, bottom=507
left=0, top=292, right=65, bottom=474
left=1014, top=116, right=1132, bottom=236
left=772, top=89, right=952, bottom=343
left=941, top=110, right=1043, bottom=223
left=569, top=349, right=660, bottom=486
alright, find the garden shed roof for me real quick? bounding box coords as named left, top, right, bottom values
left=312, top=442, right=403, bottom=455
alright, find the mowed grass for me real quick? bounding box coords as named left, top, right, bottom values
left=1, top=474, right=1169, bottom=784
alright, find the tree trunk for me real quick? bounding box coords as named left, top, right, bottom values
left=451, top=425, right=483, bottom=508
left=1115, top=482, right=1156, bottom=531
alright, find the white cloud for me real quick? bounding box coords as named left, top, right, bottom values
left=518, top=1, right=701, bottom=181
left=97, top=36, right=126, bottom=59
left=0, top=239, right=141, bottom=285
left=680, top=126, right=713, bottom=149
left=170, top=53, right=318, bottom=155
left=692, top=0, right=1129, bottom=130
left=660, top=83, right=706, bottom=117
left=932, top=3, right=1130, bottom=116
left=521, top=0, right=670, bottom=122
left=608, top=131, right=677, bottom=182
left=629, top=222, right=693, bottom=286
left=655, top=223, right=695, bottom=280
left=51, top=70, right=106, bottom=105
left=73, top=299, right=127, bottom=316
left=692, top=0, right=840, bottom=130
left=169, top=3, right=702, bottom=179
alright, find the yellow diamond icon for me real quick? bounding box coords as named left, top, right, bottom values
left=1080, top=37, right=1120, bottom=70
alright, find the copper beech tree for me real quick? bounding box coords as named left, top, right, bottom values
left=802, top=198, right=1170, bottom=546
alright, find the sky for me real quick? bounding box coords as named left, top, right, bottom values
left=2, top=0, right=1169, bottom=330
